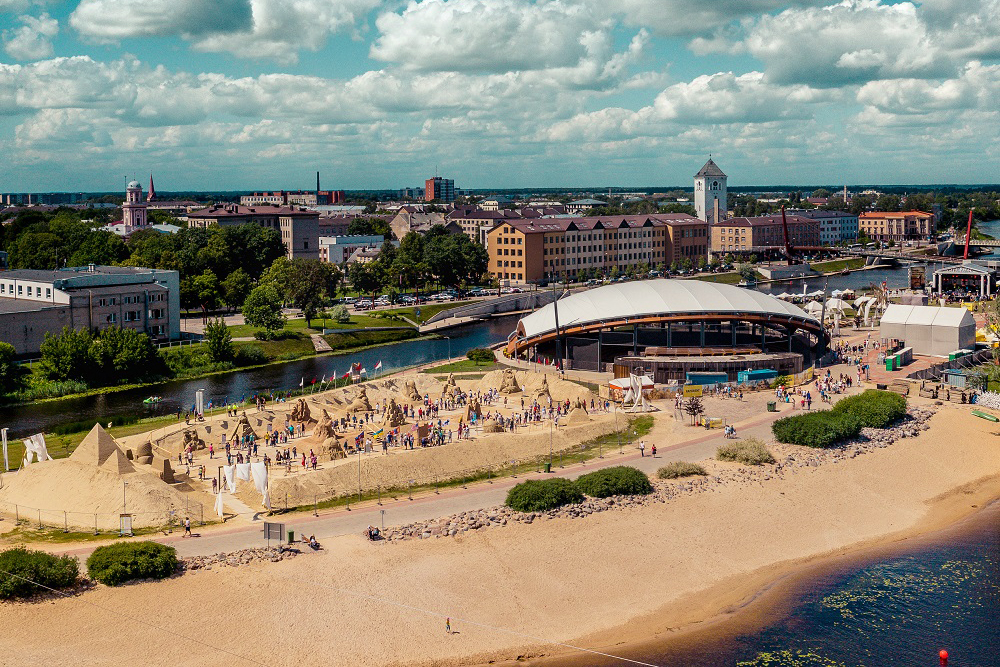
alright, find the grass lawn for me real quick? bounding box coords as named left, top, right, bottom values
left=381, top=300, right=474, bottom=324
left=243, top=334, right=316, bottom=360
left=322, top=329, right=420, bottom=352
left=228, top=314, right=403, bottom=339
left=691, top=270, right=764, bottom=285
left=421, top=358, right=498, bottom=374
left=811, top=257, right=866, bottom=273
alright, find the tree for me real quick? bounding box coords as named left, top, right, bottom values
left=68, top=231, right=129, bottom=267
left=204, top=319, right=234, bottom=362
left=286, top=259, right=342, bottom=328
left=683, top=396, right=705, bottom=425
left=89, top=327, right=160, bottom=381
left=242, top=284, right=285, bottom=334
left=192, top=270, right=221, bottom=319
left=737, top=263, right=757, bottom=282
left=39, top=327, right=94, bottom=382
left=221, top=268, right=253, bottom=311
left=259, top=257, right=295, bottom=303
left=349, top=261, right=383, bottom=303
left=811, top=188, right=832, bottom=198
left=347, top=217, right=392, bottom=238
left=0, top=342, right=28, bottom=395
left=331, top=304, right=351, bottom=324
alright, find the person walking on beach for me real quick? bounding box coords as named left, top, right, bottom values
left=639, top=441, right=645, bottom=457
left=183, top=517, right=191, bottom=537
left=445, top=618, right=451, bottom=634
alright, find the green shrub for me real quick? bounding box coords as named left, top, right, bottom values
left=771, top=410, right=861, bottom=448
left=465, top=348, right=496, bottom=364
left=716, top=438, right=776, bottom=465
left=253, top=329, right=298, bottom=341
left=0, top=547, right=79, bottom=599
left=332, top=304, right=351, bottom=324
left=233, top=344, right=268, bottom=366
left=831, top=390, right=907, bottom=428
left=505, top=478, right=584, bottom=512
left=771, top=390, right=904, bottom=448
left=657, top=461, right=708, bottom=479
left=771, top=375, right=791, bottom=389
left=86, top=541, right=178, bottom=586
left=575, top=466, right=653, bottom=498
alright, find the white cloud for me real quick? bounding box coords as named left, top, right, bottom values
left=595, top=0, right=828, bottom=36
left=70, top=0, right=253, bottom=40
left=371, top=0, right=611, bottom=73
left=3, top=12, right=58, bottom=61
left=739, top=1, right=949, bottom=86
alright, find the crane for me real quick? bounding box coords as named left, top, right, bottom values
left=780, top=206, right=798, bottom=264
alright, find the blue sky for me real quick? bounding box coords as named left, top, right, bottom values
left=1, top=0, right=999, bottom=192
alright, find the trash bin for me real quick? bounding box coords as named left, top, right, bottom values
left=287, top=530, right=294, bottom=544
left=543, top=462, right=552, bottom=473
left=767, top=401, right=777, bottom=412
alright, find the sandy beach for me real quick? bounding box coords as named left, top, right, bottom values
left=1, top=396, right=998, bottom=666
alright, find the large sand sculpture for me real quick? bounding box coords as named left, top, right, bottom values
left=0, top=425, right=198, bottom=530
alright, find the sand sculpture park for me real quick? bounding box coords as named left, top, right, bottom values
left=0, top=368, right=614, bottom=529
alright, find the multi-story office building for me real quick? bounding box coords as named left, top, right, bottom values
left=0, top=265, right=180, bottom=355
left=318, top=235, right=386, bottom=264
left=710, top=215, right=821, bottom=255
left=859, top=211, right=935, bottom=243
left=793, top=210, right=859, bottom=245
left=487, top=214, right=709, bottom=284
left=424, top=177, right=456, bottom=203
left=240, top=190, right=345, bottom=207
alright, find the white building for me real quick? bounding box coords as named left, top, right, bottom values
left=318, top=235, right=390, bottom=264
left=793, top=210, right=859, bottom=245
left=694, top=158, right=727, bottom=224
left=122, top=180, right=148, bottom=230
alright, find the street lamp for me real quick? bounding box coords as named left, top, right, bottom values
left=549, top=409, right=554, bottom=471
left=123, top=481, right=128, bottom=514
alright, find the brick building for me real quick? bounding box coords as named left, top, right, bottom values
left=710, top=215, right=821, bottom=255
left=186, top=204, right=321, bottom=259
left=859, top=211, right=934, bottom=243
left=487, top=214, right=709, bottom=284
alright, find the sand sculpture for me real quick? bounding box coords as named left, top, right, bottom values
left=135, top=441, right=154, bottom=465
left=535, top=375, right=551, bottom=400
left=482, top=416, right=504, bottom=433
left=182, top=429, right=205, bottom=451
left=499, top=369, right=521, bottom=394
left=463, top=397, right=483, bottom=422
left=289, top=398, right=314, bottom=423
left=228, top=412, right=258, bottom=441
left=565, top=407, right=591, bottom=425
left=403, top=379, right=422, bottom=401
left=574, top=397, right=588, bottom=411
left=313, top=410, right=347, bottom=460
left=441, top=373, right=458, bottom=398
left=347, top=386, right=372, bottom=413
left=160, top=459, right=175, bottom=483
left=71, top=424, right=136, bottom=474
left=381, top=399, right=407, bottom=428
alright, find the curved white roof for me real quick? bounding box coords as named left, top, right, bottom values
left=517, top=279, right=818, bottom=339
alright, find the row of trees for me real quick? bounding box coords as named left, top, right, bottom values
left=37, top=326, right=161, bottom=385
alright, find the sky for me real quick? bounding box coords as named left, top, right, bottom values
left=1, top=0, right=999, bottom=192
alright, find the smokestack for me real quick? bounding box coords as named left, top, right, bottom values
left=316, top=171, right=320, bottom=194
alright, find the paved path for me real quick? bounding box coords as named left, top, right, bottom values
left=53, top=399, right=801, bottom=560
left=310, top=333, right=333, bottom=352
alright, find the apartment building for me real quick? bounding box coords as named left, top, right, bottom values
left=187, top=204, right=321, bottom=259
left=318, top=235, right=385, bottom=264
left=240, top=190, right=345, bottom=207
left=859, top=211, right=934, bottom=243
left=792, top=210, right=859, bottom=245
left=487, top=214, right=708, bottom=284
left=0, top=265, right=180, bottom=355
left=711, top=215, right=821, bottom=255
left=424, top=177, right=455, bottom=203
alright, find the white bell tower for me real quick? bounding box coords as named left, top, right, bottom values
left=694, top=157, right=727, bottom=224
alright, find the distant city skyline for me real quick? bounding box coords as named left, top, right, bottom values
left=2, top=1, right=999, bottom=192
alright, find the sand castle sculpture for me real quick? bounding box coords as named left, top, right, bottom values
left=347, top=386, right=373, bottom=413
left=403, top=379, right=422, bottom=401
left=228, top=412, right=258, bottom=441
left=313, top=410, right=347, bottom=460
left=381, top=399, right=407, bottom=428
left=135, top=441, right=154, bottom=465
left=463, top=397, right=483, bottom=422
left=535, top=375, right=551, bottom=400
left=182, top=430, right=205, bottom=451
left=289, top=398, right=314, bottom=423
left=499, top=368, right=521, bottom=394
left=565, top=407, right=591, bottom=425
left=442, top=373, right=459, bottom=399
left=72, top=424, right=136, bottom=475
left=482, top=416, right=504, bottom=433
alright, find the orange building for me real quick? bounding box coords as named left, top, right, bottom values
left=858, top=211, right=934, bottom=243
left=711, top=215, right=821, bottom=255
left=487, top=214, right=708, bottom=284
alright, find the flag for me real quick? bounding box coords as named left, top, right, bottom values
left=360, top=367, right=368, bottom=375
left=372, top=427, right=384, bottom=439
left=341, top=369, right=351, bottom=378
left=320, top=374, right=326, bottom=384
left=311, top=377, right=317, bottom=384
left=375, top=361, right=383, bottom=371
left=299, top=377, right=304, bottom=388
left=352, top=362, right=362, bottom=373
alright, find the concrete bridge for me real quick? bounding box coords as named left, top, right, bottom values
left=419, top=289, right=567, bottom=333
left=840, top=248, right=963, bottom=265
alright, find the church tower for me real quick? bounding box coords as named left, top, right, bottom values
left=694, top=158, right=727, bottom=224
left=122, top=179, right=148, bottom=229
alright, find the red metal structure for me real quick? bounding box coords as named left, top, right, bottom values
left=781, top=206, right=798, bottom=264
left=963, top=210, right=974, bottom=260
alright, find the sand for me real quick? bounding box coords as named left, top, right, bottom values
left=2, top=400, right=998, bottom=666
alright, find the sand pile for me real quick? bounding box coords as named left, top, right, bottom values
left=476, top=369, right=592, bottom=404
left=0, top=425, right=200, bottom=530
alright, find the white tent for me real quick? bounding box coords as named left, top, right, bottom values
left=825, top=298, right=849, bottom=311
left=879, top=305, right=976, bottom=356
left=804, top=301, right=824, bottom=315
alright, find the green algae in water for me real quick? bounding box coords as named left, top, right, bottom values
left=737, top=649, right=857, bottom=666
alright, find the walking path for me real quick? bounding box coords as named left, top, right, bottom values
left=310, top=333, right=333, bottom=352
left=52, top=395, right=807, bottom=560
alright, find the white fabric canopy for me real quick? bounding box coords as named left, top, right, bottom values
left=826, top=298, right=849, bottom=311
left=235, top=462, right=251, bottom=481
left=222, top=465, right=237, bottom=493
left=804, top=301, right=824, bottom=314
left=214, top=490, right=225, bottom=518
left=250, top=461, right=270, bottom=510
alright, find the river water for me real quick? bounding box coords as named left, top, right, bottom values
left=2, top=316, right=517, bottom=438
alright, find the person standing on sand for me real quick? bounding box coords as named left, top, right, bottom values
left=446, top=618, right=451, bottom=634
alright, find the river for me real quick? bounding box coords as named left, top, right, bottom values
left=2, top=316, right=517, bottom=438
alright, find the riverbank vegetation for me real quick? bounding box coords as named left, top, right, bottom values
left=771, top=390, right=906, bottom=448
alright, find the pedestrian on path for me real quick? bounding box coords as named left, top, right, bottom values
left=639, top=441, right=645, bottom=457
left=446, top=618, right=452, bottom=634
left=183, top=517, right=192, bottom=537
left=651, top=444, right=656, bottom=457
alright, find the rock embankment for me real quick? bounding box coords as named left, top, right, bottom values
left=182, top=546, right=301, bottom=571
left=381, top=407, right=936, bottom=542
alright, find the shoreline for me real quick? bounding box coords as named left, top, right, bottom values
left=512, top=475, right=1000, bottom=667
